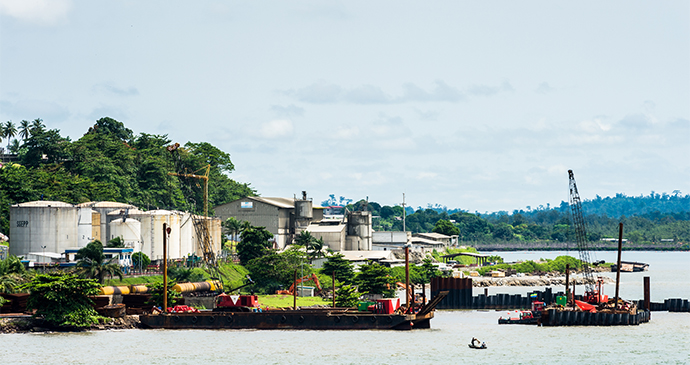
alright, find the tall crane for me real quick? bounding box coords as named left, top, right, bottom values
left=568, top=170, right=602, bottom=303
left=168, top=156, right=223, bottom=293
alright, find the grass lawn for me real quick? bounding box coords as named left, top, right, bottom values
left=257, top=295, right=331, bottom=309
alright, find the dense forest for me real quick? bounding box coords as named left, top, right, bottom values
left=0, top=118, right=254, bottom=235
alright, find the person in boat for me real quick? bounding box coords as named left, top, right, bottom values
left=471, top=337, right=479, bottom=346
left=481, top=342, right=486, bottom=349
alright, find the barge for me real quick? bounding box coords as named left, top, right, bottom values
left=610, top=261, right=649, bottom=272
left=139, top=291, right=448, bottom=331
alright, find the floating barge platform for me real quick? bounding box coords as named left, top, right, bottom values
left=139, top=291, right=448, bottom=331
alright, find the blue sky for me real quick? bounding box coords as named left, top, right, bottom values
left=1, top=1, right=688, bottom=212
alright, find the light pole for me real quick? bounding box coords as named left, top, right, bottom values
left=41, top=245, right=47, bottom=271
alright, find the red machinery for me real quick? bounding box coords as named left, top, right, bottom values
left=275, top=273, right=322, bottom=295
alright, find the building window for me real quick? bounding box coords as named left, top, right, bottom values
left=241, top=202, right=253, bottom=209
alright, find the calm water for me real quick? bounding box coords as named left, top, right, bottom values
left=2, top=251, right=689, bottom=364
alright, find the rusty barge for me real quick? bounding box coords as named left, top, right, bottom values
left=139, top=291, right=448, bottom=331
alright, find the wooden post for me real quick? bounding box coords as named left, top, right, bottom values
left=163, top=223, right=168, bottom=313
left=614, top=223, right=623, bottom=310
left=565, top=264, right=570, bottom=307
left=643, top=276, right=650, bottom=311
left=293, top=269, right=298, bottom=310
left=332, top=270, right=336, bottom=308
left=405, top=245, right=410, bottom=313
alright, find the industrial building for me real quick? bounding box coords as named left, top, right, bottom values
left=214, top=192, right=372, bottom=251
left=9, top=201, right=221, bottom=263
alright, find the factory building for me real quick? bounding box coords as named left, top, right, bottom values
left=214, top=192, right=372, bottom=251
left=9, top=201, right=221, bottom=263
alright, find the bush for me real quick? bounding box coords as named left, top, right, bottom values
left=20, top=273, right=102, bottom=328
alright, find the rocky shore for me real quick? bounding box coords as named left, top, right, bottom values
left=0, top=315, right=141, bottom=334
left=471, top=275, right=614, bottom=287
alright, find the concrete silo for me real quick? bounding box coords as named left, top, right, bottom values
left=9, top=201, right=78, bottom=259
left=347, top=210, right=372, bottom=250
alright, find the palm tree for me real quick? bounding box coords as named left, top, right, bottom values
left=75, top=241, right=123, bottom=284
left=19, top=120, right=30, bottom=141
left=223, top=217, right=242, bottom=241
left=4, top=121, right=17, bottom=152
left=30, top=118, right=44, bottom=130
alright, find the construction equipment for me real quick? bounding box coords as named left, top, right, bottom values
left=567, top=170, right=606, bottom=304
left=167, top=157, right=223, bottom=293
left=276, top=273, right=322, bottom=295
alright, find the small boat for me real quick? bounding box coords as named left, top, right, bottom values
left=469, top=338, right=486, bottom=349
left=611, top=261, right=649, bottom=272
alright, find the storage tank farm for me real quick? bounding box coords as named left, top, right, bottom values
left=9, top=201, right=79, bottom=259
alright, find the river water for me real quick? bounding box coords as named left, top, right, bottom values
left=2, top=251, right=689, bottom=364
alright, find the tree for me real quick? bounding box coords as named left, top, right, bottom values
left=4, top=121, right=17, bottom=152
left=20, top=273, right=102, bottom=328
left=420, top=258, right=443, bottom=283
left=147, top=280, right=181, bottom=308
left=223, top=217, right=242, bottom=241
left=356, top=262, right=395, bottom=297
left=236, top=224, right=273, bottom=264
left=19, top=120, right=31, bottom=141
left=432, top=219, right=460, bottom=236
left=321, top=253, right=355, bottom=284
left=75, top=241, right=123, bottom=284
left=132, top=252, right=151, bottom=270
left=334, top=284, right=361, bottom=307
left=244, top=249, right=306, bottom=293
left=106, top=236, right=125, bottom=248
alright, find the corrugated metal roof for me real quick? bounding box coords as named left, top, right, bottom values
left=339, top=250, right=396, bottom=261
left=249, top=197, right=295, bottom=209
left=305, top=223, right=346, bottom=233
left=13, top=201, right=74, bottom=208
left=414, top=232, right=451, bottom=239
left=409, top=237, right=445, bottom=246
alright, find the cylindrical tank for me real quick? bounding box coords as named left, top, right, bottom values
left=295, top=200, right=313, bottom=219
left=130, top=210, right=182, bottom=261
left=9, top=201, right=78, bottom=259
left=77, top=202, right=136, bottom=244
left=347, top=211, right=372, bottom=250
left=77, top=208, right=95, bottom=248
left=172, top=282, right=196, bottom=293
left=109, top=218, right=142, bottom=251
left=179, top=213, right=194, bottom=259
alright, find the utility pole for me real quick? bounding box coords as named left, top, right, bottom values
left=402, top=193, right=406, bottom=233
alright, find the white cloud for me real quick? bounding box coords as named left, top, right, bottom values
left=257, top=120, right=294, bottom=139
left=0, top=0, right=72, bottom=25
left=335, top=126, right=359, bottom=139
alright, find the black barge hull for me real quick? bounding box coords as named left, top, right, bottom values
left=139, top=310, right=434, bottom=330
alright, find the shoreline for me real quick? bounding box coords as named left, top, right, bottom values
left=470, top=275, right=615, bottom=287
left=0, top=315, right=141, bottom=334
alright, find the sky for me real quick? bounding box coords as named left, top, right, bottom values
left=1, top=0, right=688, bottom=213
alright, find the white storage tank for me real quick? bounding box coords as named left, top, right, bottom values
left=77, top=208, right=95, bottom=248
left=130, top=209, right=182, bottom=261
left=76, top=201, right=136, bottom=244
left=109, top=218, right=142, bottom=252
left=9, top=201, right=78, bottom=259
left=179, top=212, right=194, bottom=259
